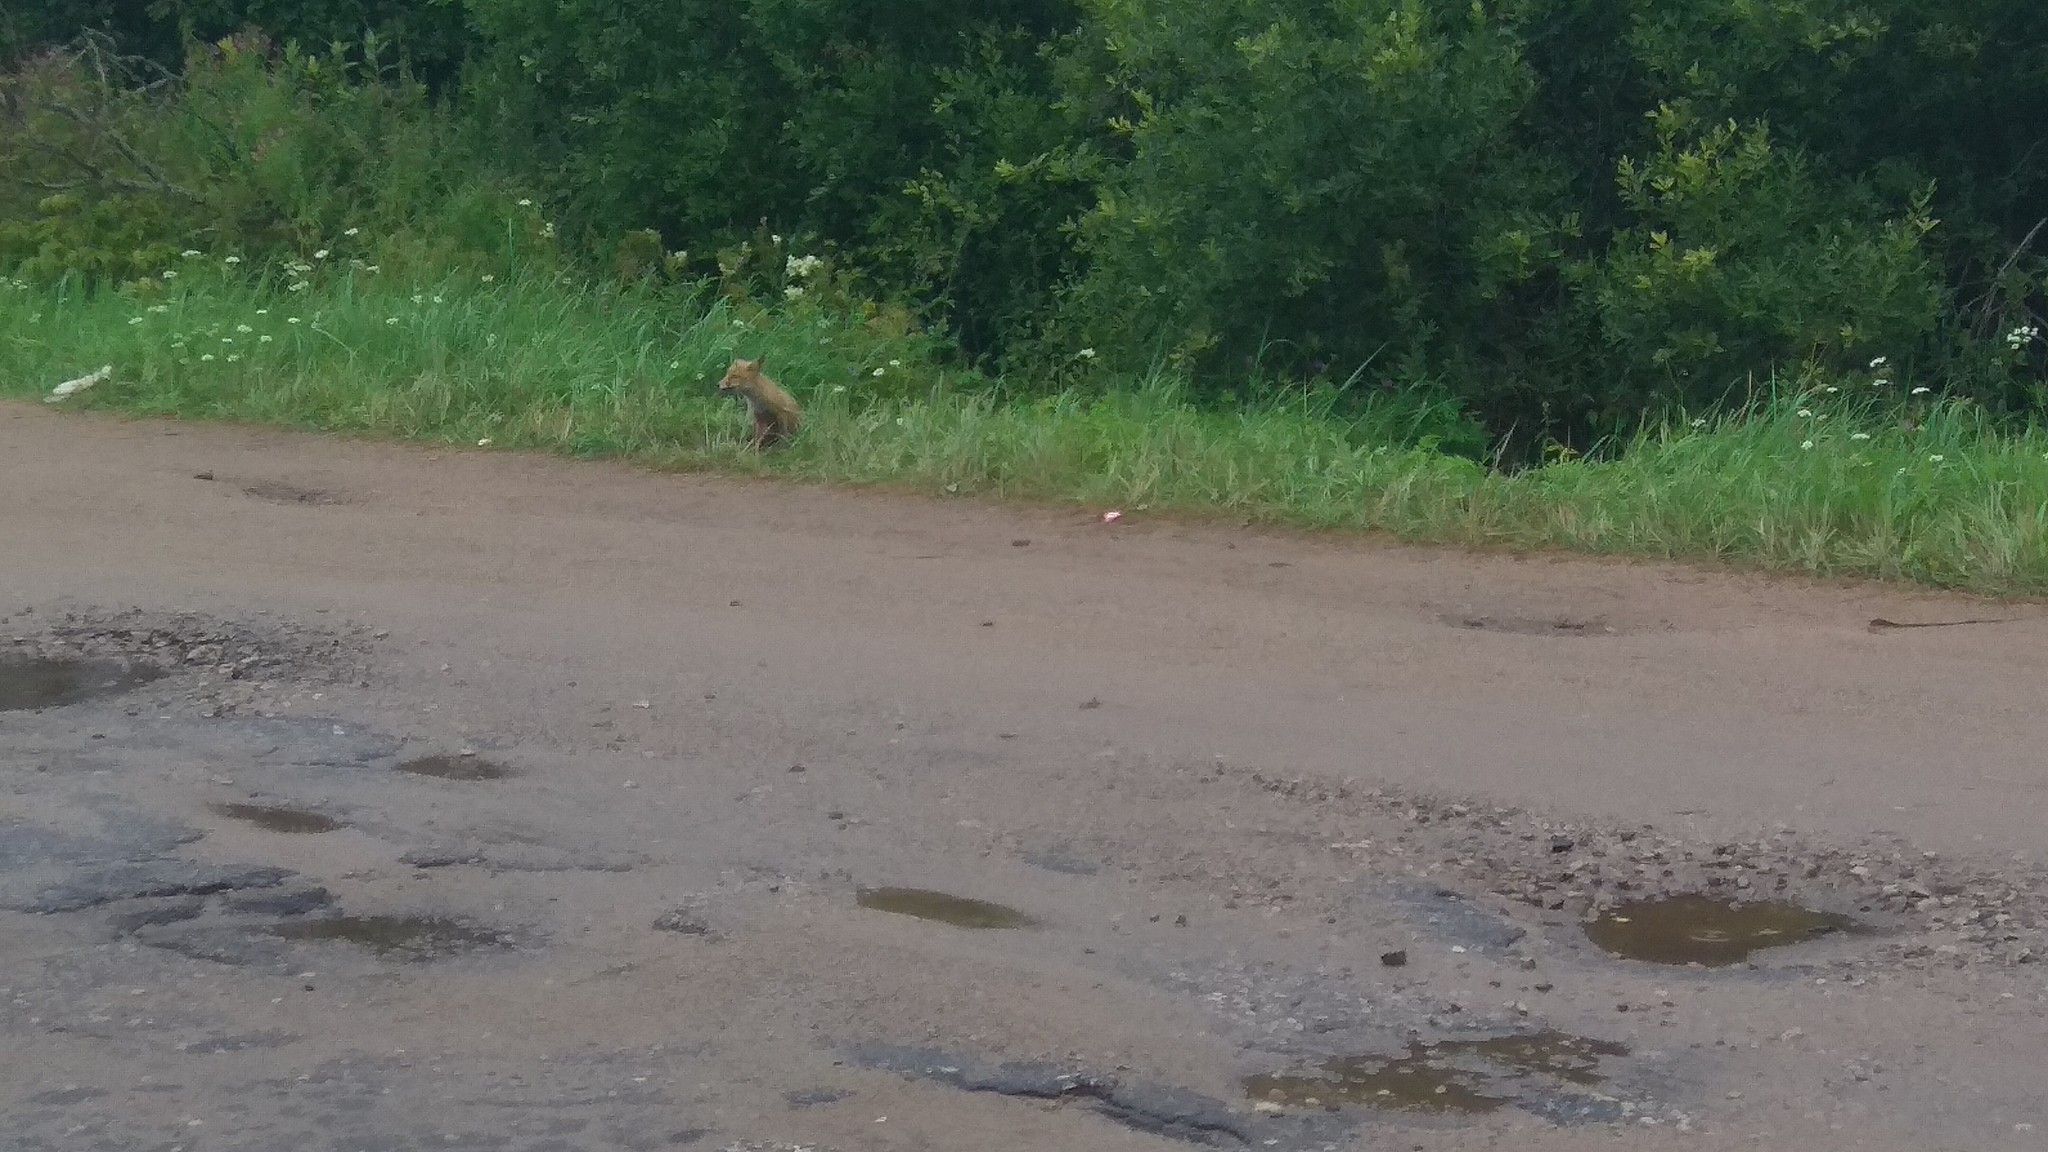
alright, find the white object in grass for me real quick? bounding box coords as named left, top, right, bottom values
left=45, top=364, right=112, bottom=403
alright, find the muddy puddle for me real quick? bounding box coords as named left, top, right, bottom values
left=1244, top=1030, right=1628, bottom=1115
left=396, top=753, right=513, bottom=781
left=208, top=802, right=341, bottom=834
left=270, top=915, right=507, bottom=961
left=1584, top=895, right=1861, bottom=966
left=0, top=656, right=162, bottom=712
left=856, top=887, right=1035, bottom=929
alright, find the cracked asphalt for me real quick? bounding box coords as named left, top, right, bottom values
left=3, top=402, right=2046, bottom=1151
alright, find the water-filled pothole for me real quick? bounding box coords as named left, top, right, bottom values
left=396, top=753, right=513, bottom=781
left=0, top=656, right=162, bottom=712
left=1584, top=895, right=1861, bottom=966
left=270, top=915, right=507, bottom=960
left=855, top=887, right=1035, bottom=929
left=1243, top=1030, right=1628, bottom=1115
left=208, top=802, right=341, bottom=834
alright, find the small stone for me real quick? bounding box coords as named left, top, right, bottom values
left=1380, top=949, right=1408, bottom=967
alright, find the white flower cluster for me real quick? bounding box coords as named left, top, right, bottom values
left=2007, top=324, right=2040, bottom=350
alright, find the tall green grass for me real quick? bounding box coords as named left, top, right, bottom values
left=6, top=265, right=2047, bottom=593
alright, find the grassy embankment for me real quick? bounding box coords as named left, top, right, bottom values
left=5, top=264, right=2045, bottom=594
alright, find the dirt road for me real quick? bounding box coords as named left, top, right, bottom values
left=3, top=401, right=2045, bottom=1152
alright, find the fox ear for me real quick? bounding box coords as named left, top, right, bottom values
left=753, top=354, right=766, bottom=372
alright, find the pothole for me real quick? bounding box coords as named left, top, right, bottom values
left=241, top=481, right=344, bottom=506
left=0, top=655, right=162, bottom=712
left=7, top=606, right=375, bottom=688
left=1583, top=895, right=1863, bottom=966
left=1243, top=1030, right=1628, bottom=1115
left=207, top=802, right=342, bottom=834
left=270, top=915, right=508, bottom=961
left=396, top=753, right=513, bottom=781
left=855, top=887, right=1035, bottom=929
left=1444, top=614, right=1614, bottom=637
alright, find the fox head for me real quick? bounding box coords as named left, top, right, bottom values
left=716, top=357, right=764, bottom=394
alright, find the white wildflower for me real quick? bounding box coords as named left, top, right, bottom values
left=1689, top=417, right=1708, bottom=429
left=224, top=255, right=241, bottom=265
left=235, top=324, right=252, bottom=333
left=1849, top=432, right=1871, bottom=441
left=225, top=353, right=241, bottom=363
left=313, top=249, right=329, bottom=259
left=386, top=317, right=400, bottom=325
left=161, top=270, right=177, bottom=280
left=255, top=308, right=268, bottom=315
left=517, top=198, right=532, bottom=207
left=1078, top=348, right=1097, bottom=359
left=784, top=285, right=804, bottom=299
left=181, top=249, right=201, bottom=258
left=481, top=273, right=495, bottom=283
left=200, top=353, right=215, bottom=361
left=147, top=304, right=169, bottom=314
left=888, top=359, right=902, bottom=367
left=128, top=316, right=143, bottom=325
left=1911, top=386, right=1932, bottom=395
left=289, top=281, right=309, bottom=292
left=1824, top=386, right=1839, bottom=393
left=412, top=294, right=424, bottom=304
left=432, top=295, right=443, bottom=304
left=364, top=264, right=380, bottom=273
left=1800, top=440, right=1815, bottom=450
left=1797, top=408, right=1812, bottom=417
left=873, top=367, right=886, bottom=377
left=1869, top=356, right=1888, bottom=368
left=1929, top=454, right=1945, bottom=463
left=344, top=227, right=359, bottom=236
left=287, top=317, right=301, bottom=324
left=259, top=334, right=273, bottom=343
left=1871, top=377, right=1890, bottom=387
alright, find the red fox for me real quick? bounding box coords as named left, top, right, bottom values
left=715, top=357, right=803, bottom=450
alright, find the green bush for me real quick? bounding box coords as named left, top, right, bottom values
left=1, top=0, right=472, bottom=87
left=0, top=31, right=529, bottom=285
left=1576, top=105, right=1946, bottom=413
left=1049, top=0, right=1566, bottom=419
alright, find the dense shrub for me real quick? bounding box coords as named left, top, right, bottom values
left=0, top=0, right=472, bottom=87
left=0, top=32, right=524, bottom=284
left=1049, top=0, right=1569, bottom=424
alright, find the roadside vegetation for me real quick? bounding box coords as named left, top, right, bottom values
left=3, top=3, right=2046, bottom=592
